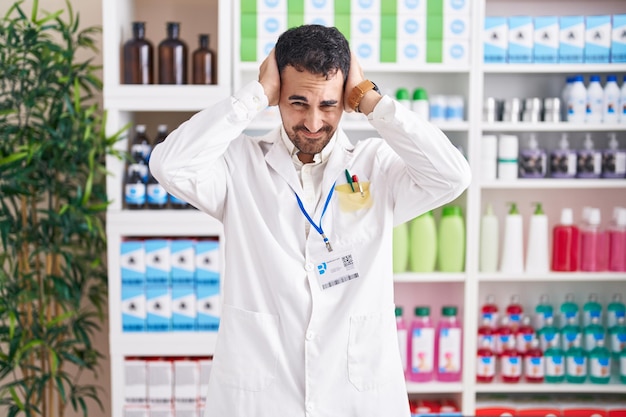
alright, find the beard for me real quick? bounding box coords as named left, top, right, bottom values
left=286, top=124, right=335, bottom=159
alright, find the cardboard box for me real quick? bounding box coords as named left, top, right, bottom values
left=534, top=16, right=559, bottom=63
left=585, top=15, right=611, bottom=63
left=484, top=17, right=508, bottom=63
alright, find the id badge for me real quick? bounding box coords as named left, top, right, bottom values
left=312, top=245, right=360, bottom=290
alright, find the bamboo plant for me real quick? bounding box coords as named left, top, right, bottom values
left=0, top=1, right=124, bottom=416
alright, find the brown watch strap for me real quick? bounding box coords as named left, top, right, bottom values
left=348, top=80, right=379, bottom=112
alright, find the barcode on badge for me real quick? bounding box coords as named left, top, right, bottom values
left=322, top=273, right=359, bottom=289
left=342, top=254, right=354, bottom=268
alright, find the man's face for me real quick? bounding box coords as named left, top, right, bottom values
left=279, top=65, right=344, bottom=163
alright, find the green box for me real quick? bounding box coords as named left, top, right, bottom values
left=381, top=0, right=397, bottom=15
left=334, top=0, right=351, bottom=14
left=380, top=39, right=397, bottom=63
left=426, top=14, right=444, bottom=40
left=240, top=13, right=257, bottom=39
left=380, top=14, right=397, bottom=39
left=240, top=0, right=257, bottom=14
left=287, top=0, right=305, bottom=14
left=426, top=39, right=443, bottom=63
left=287, top=13, right=304, bottom=29
left=240, top=38, right=256, bottom=62
left=427, top=0, right=444, bottom=16
left=335, top=14, right=351, bottom=42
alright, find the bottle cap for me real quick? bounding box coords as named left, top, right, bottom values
left=415, top=306, right=430, bottom=316
left=533, top=202, right=544, bottom=215
left=560, top=208, right=574, bottom=225
left=442, top=205, right=462, bottom=217
left=136, top=124, right=147, bottom=133
left=508, top=202, right=519, bottom=215
left=558, top=133, right=570, bottom=150
left=396, top=88, right=410, bottom=100
left=607, top=133, right=618, bottom=150
left=413, top=88, right=428, bottom=101
left=157, top=124, right=168, bottom=133
left=583, top=133, right=594, bottom=150
left=607, top=74, right=617, bottom=82
left=616, top=208, right=626, bottom=227
left=527, top=133, right=539, bottom=150
left=588, top=208, right=601, bottom=226
left=590, top=74, right=601, bottom=83
left=442, top=306, right=457, bottom=316
left=395, top=306, right=403, bottom=317
left=485, top=203, right=495, bottom=216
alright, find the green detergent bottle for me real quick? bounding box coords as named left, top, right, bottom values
left=565, top=338, right=587, bottom=383
left=561, top=316, right=582, bottom=351
left=583, top=293, right=603, bottom=327
left=607, top=293, right=626, bottom=328
left=392, top=222, right=410, bottom=273
left=620, top=346, right=626, bottom=383
left=609, top=316, right=626, bottom=358
left=584, top=316, right=605, bottom=353
left=544, top=338, right=565, bottom=383
left=437, top=206, right=465, bottom=272
left=559, top=293, right=579, bottom=328
left=589, top=338, right=611, bottom=384
left=408, top=211, right=437, bottom=272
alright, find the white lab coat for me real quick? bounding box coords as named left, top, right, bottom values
left=149, top=81, right=471, bottom=417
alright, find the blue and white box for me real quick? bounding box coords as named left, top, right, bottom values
left=613, top=14, right=626, bottom=63
left=443, top=40, right=470, bottom=65
left=585, top=15, right=611, bottom=63
left=352, top=14, right=380, bottom=40
left=508, top=16, right=533, bottom=63
left=197, top=284, right=221, bottom=331
left=444, top=0, right=470, bottom=16
left=122, top=285, right=146, bottom=332
left=305, top=0, right=334, bottom=15
left=145, top=239, right=171, bottom=286
left=121, top=240, right=145, bottom=286
left=351, top=0, right=380, bottom=15
left=195, top=240, right=220, bottom=286
left=170, top=239, right=195, bottom=286
left=484, top=17, right=508, bottom=63
left=146, top=287, right=172, bottom=332
left=398, top=15, right=427, bottom=40
left=445, top=14, right=471, bottom=40
left=397, top=39, right=426, bottom=65
left=256, top=0, right=287, bottom=14
left=559, top=16, right=585, bottom=63
left=398, top=0, right=426, bottom=15
left=171, top=287, right=197, bottom=332
left=534, top=16, right=559, bottom=63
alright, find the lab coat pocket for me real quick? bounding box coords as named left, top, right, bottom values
left=335, top=183, right=373, bottom=212
left=347, top=310, right=397, bottom=392
left=212, top=304, right=280, bottom=392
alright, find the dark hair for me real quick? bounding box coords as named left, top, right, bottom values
left=274, top=24, right=351, bottom=86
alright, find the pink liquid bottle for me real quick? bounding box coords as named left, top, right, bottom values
left=524, top=338, right=545, bottom=383
left=608, top=207, right=626, bottom=272
left=481, top=294, right=499, bottom=328
left=476, top=338, right=496, bottom=383
left=395, top=307, right=408, bottom=375
left=435, top=306, right=462, bottom=382
left=506, top=295, right=524, bottom=331
left=551, top=208, right=580, bottom=271
left=580, top=208, right=607, bottom=271
left=515, top=315, right=535, bottom=355
left=408, top=306, right=435, bottom=382
left=478, top=317, right=496, bottom=352
left=495, top=316, right=513, bottom=357
left=500, top=337, right=522, bottom=383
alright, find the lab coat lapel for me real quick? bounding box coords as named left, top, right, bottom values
left=321, top=129, right=354, bottom=195
left=264, top=130, right=303, bottom=194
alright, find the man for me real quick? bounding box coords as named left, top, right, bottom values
left=150, top=24, right=471, bottom=417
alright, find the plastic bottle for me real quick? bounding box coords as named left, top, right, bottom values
left=395, top=307, right=408, bottom=374
left=561, top=76, right=574, bottom=121
left=620, top=75, right=626, bottom=123
left=130, top=124, right=152, bottom=164
left=123, top=22, right=154, bottom=84
left=561, top=316, right=582, bottom=351
left=495, top=316, right=513, bottom=357
left=583, top=293, right=603, bottom=327
left=435, top=306, right=462, bottom=382
left=146, top=170, right=168, bottom=210
left=408, top=306, right=435, bottom=382
left=515, top=316, right=535, bottom=355
left=544, top=338, right=566, bottom=383
left=125, top=165, right=146, bottom=210
left=408, top=211, right=437, bottom=272
left=519, top=134, right=547, bottom=178
left=152, top=124, right=169, bottom=149
left=608, top=208, right=626, bottom=271
left=609, top=316, right=626, bottom=358
left=437, top=206, right=465, bottom=272
left=525, top=202, right=549, bottom=274
left=589, top=338, right=611, bottom=384
left=603, top=75, right=621, bottom=124
left=524, top=338, right=545, bottom=383
left=550, top=133, right=578, bottom=178
left=192, top=34, right=216, bottom=85
left=559, top=293, right=580, bottom=328
left=169, top=193, right=190, bottom=210
left=497, top=135, right=519, bottom=181
left=566, top=75, right=587, bottom=123
left=411, top=88, right=430, bottom=120
left=506, top=295, right=524, bottom=330
left=500, top=203, right=524, bottom=274
left=577, top=134, right=602, bottom=178
left=551, top=208, right=580, bottom=272
left=396, top=88, right=411, bottom=109
left=585, top=75, right=604, bottom=124
left=602, top=133, right=626, bottom=178
left=607, top=293, right=626, bottom=328
left=476, top=338, right=496, bottom=383
left=620, top=346, right=626, bottom=383
left=481, top=294, right=499, bottom=329
left=534, top=294, right=554, bottom=330
left=392, top=222, right=409, bottom=273
left=565, top=338, right=587, bottom=383
left=584, top=316, right=605, bottom=353
left=158, top=22, right=188, bottom=85
left=479, top=203, right=499, bottom=273
left=478, top=317, right=496, bottom=352
left=500, top=337, right=522, bottom=383
left=580, top=208, right=607, bottom=271
left=538, top=316, right=559, bottom=352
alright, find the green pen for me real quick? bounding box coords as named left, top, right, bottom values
left=345, top=169, right=355, bottom=192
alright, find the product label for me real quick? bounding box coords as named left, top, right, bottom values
left=516, top=333, right=534, bottom=353
left=566, top=355, right=587, bottom=377
left=577, top=151, right=602, bottom=176
left=546, top=355, right=565, bottom=377
left=590, top=357, right=610, bottom=378
left=438, top=328, right=461, bottom=373
left=551, top=152, right=577, bottom=177
left=412, top=328, right=435, bottom=373
left=125, top=183, right=146, bottom=206
left=497, top=334, right=512, bottom=355
left=621, top=356, right=626, bottom=378
left=476, top=355, right=495, bottom=378
left=603, top=151, right=626, bottom=176
left=610, top=331, right=626, bottom=354
left=561, top=330, right=582, bottom=350
left=524, top=356, right=545, bottom=379
left=501, top=355, right=522, bottom=377
left=478, top=334, right=496, bottom=351
left=147, top=183, right=168, bottom=206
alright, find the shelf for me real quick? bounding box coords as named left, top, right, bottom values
left=103, top=85, right=231, bottom=111
left=477, top=272, right=626, bottom=282
left=482, top=64, right=626, bottom=74
left=394, top=273, right=466, bottom=283
left=110, top=332, right=218, bottom=356
left=481, top=123, right=626, bottom=132
left=481, top=179, right=626, bottom=189
left=237, top=62, right=471, bottom=74
left=476, top=380, right=626, bottom=394
left=406, top=381, right=464, bottom=394
left=106, top=210, right=223, bottom=237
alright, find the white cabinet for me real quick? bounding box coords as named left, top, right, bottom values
left=103, top=1, right=626, bottom=415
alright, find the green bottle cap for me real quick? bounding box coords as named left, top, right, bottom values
left=508, top=202, right=519, bottom=214
left=415, top=306, right=430, bottom=316
left=442, top=205, right=462, bottom=217
left=442, top=306, right=458, bottom=316
left=396, top=88, right=410, bottom=100
left=413, top=88, right=428, bottom=100
left=395, top=307, right=403, bottom=316
left=533, top=202, right=544, bottom=215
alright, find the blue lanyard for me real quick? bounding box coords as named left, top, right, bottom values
left=295, top=181, right=336, bottom=252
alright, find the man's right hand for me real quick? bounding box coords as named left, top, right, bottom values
left=258, top=49, right=280, bottom=106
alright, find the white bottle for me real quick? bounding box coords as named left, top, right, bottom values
left=603, top=75, right=620, bottom=124
left=525, top=202, right=549, bottom=274
left=620, top=75, right=626, bottom=124
left=586, top=75, right=604, bottom=124
left=480, top=203, right=499, bottom=273
left=497, top=134, right=519, bottom=181
left=500, top=202, right=524, bottom=274
left=567, top=75, right=587, bottom=123
left=561, top=76, right=574, bottom=121
left=411, top=87, right=430, bottom=120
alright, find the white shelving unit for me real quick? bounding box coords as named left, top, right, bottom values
left=103, top=1, right=626, bottom=416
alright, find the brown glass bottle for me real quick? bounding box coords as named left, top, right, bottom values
left=192, top=34, right=217, bottom=85
left=158, top=22, right=188, bottom=84
left=123, top=22, right=154, bottom=84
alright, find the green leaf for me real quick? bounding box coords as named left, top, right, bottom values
left=9, top=386, right=24, bottom=410
left=0, top=152, right=28, bottom=167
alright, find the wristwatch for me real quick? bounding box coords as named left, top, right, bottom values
left=348, top=79, right=381, bottom=113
